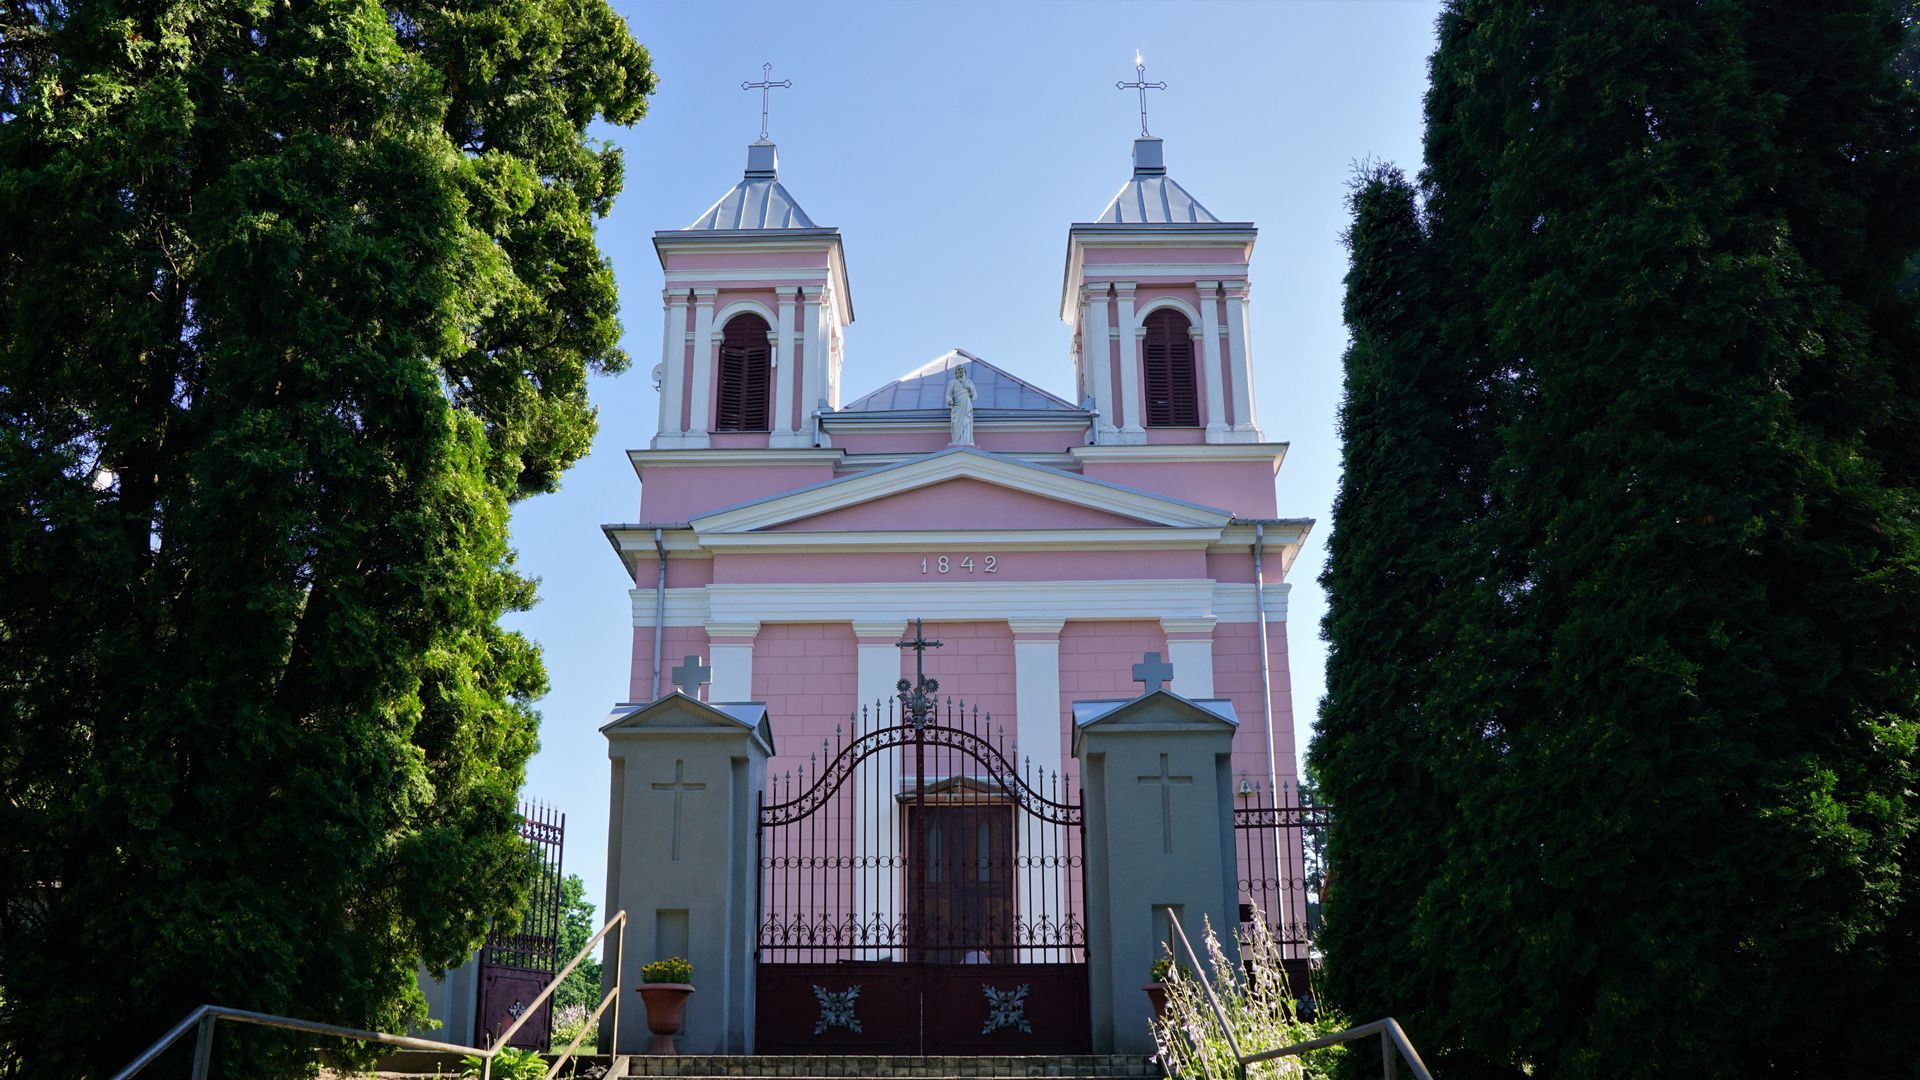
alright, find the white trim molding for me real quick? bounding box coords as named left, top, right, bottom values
left=628, top=578, right=1290, bottom=629
left=713, top=299, right=778, bottom=331
left=1132, top=295, right=1202, bottom=329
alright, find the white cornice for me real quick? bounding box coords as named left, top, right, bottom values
left=1069, top=442, right=1289, bottom=466
left=689, top=448, right=1233, bottom=533
left=654, top=234, right=853, bottom=325
left=696, top=527, right=1227, bottom=553
left=819, top=417, right=1090, bottom=434
left=664, top=268, right=829, bottom=284
left=1082, top=263, right=1253, bottom=281
left=628, top=448, right=844, bottom=473
left=1060, top=228, right=1258, bottom=321
left=1211, top=522, right=1314, bottom=578
left=832, top=452, right=1082, bottom=472
left=626, top=579, right=1289, bottom=628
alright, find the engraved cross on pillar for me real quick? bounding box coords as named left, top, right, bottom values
left=1136, top=752, right=1192, bottom=854
left=650, top=758, right=707, bottom=861
left=1132, top=651, right=1174, bottom=693
left=670, top=655, right=711, bottom=699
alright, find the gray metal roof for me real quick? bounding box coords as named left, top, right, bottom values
left=1096, top=175, right=1221, bottom=225
left=1072, top=695, right=1238, bottom=726
left=1092, top=137, right=1221, bottom=226
left=684, top=141, right=818, bottom=231
left=838, top=350, right=1081, bottom=414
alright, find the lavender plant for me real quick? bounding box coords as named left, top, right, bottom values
left=1149, top=909, right=1346, bottom=1080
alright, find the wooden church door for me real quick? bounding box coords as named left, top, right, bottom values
left=910, top=803, right=1015, bottom=963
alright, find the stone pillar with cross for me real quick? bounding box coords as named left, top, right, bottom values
left=601, top=691, right=774, bottom=1054
left=1070, top=657, right=1240, bottom=1054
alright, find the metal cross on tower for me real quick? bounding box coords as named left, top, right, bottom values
left=1116, top=51, right=1167, bottom=137
left=895, top=617, right=944, bottom=728
left=741, top=62, right=792, bottom=141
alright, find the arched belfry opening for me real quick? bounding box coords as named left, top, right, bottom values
left=716, top=312, right=772, bottom=431
left=1142, top=308, right=1199, bottom=427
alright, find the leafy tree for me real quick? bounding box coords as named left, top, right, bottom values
left=1317, top=3, right=1920, bottom=1076
left=551, top=874, right=602, bottom=1013
left=0, top=3, right=653, bottom=1076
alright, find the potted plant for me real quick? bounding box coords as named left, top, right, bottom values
left=1144, top=955, right=1176, bottom=1019
left=635, top=956, right=695, bottom=1055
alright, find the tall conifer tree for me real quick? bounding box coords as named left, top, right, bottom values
left=1318, top=3, right=1920, bottom=1075
left=1313, top=165, right=1505, bottom=1076
left=0, top=3, right=653, bottom=1075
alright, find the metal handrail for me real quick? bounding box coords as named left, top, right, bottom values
left=111, top=910, right=628, bottom=1080
left=1163, top=911, right=1433, bottom=1080
left=506, top=909, right=624, bottom=1080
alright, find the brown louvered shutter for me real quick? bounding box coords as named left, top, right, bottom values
left=1143, top=309, right=1199, bottom=426
left=715, top=314, right=772, bottom=431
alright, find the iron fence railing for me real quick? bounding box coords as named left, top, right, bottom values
left=111, top=910, right=626, bottom=1080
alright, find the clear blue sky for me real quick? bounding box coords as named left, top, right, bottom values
left=503, top=0, right=1442, bottom=911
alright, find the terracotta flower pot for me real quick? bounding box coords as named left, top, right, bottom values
left=636, top=983, right=695, bottom=1055
left=1143, top=981, right=1169, bottom=1020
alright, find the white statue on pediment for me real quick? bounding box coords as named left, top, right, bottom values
left=946, top=363, right=977, bottom=446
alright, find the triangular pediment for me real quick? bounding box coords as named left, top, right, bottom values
left=768, top=477, right=1150, bottom=532
left=602, top=693, right=775, bottom=754
left=1070, top=689, right=1237, bottom=756
left=690, top=448, right=1232, bottom=535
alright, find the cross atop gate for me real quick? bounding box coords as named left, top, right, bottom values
left=896, top=618, right=943, bottom=728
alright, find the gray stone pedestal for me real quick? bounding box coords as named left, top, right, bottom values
left=602, top=693, right=773, bottom=1055
left=1072, top=689, right=1239, bottom=1054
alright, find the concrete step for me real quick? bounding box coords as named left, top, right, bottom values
left=350, top=1052, right=1159, bottom=1080
left=627, top=1057, right=1158, bottom=1079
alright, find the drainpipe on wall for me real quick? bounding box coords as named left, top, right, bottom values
left=650, top=527, right=667, bottom=701
left=1253, top=521, right=1279, bottom=800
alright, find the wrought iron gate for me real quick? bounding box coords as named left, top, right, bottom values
left=1233, top=779, right=1328, bottom=1006
left=755, top=623, right=1089, bottom=1054
left=477, top=802, right=565, bottom=1050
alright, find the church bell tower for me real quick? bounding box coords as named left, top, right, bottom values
left=652, top=91, right=852, bottom=450
left=1062, top=108, right=1262, bottom=445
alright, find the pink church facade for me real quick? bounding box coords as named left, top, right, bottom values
left=605, top=132, right=1311, bottom=839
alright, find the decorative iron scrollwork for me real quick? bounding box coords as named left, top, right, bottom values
left=980, top=983, right=1032, bottom=1035
left=811, top=984, right=863, bottom=1035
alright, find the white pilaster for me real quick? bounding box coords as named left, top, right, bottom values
left=1010, top=618, right=1066, bottom=963
left=686, top=288, right=717, bottom=448
left=1114, top=283, right=1145, bottom=443
left=706, top=621, right=757, bottom=701
left=853, top=620, right=905, bottom=959
left=1083, top=287, right=1116, bottom=444
left=1224, top=280, right=1258, bottom=440
left=1162, top=618, right=1216, bottom=699
left=656, top=291, right=690, bottom=446
left=770, top=286, right=800, bottom=445
left=1196, top=281, right=1228, bottom=442
left=801, top=285, right=826, bottom=445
